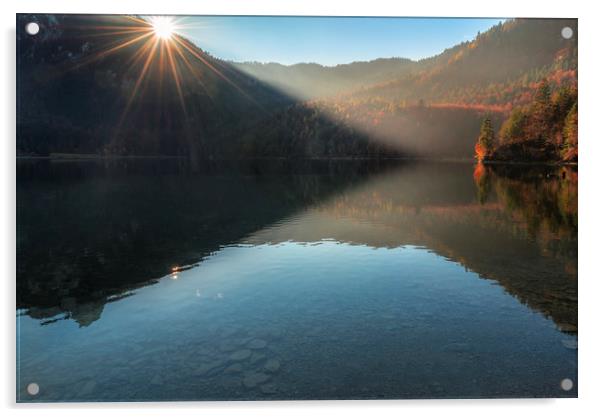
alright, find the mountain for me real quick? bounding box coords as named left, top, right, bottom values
left=238, top=18, right=577, bottom=159
left=17, top=14, right=291, bottom=159
left=17, top=16, right=577, bottom=161
left=232, top=19, right=576, bottom=110
left=351, top=18, right=577, bottom=109
left=233, top=58, right=418, bottom=100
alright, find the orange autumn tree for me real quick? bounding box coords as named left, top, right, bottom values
left=475, top=116, right=495, bottom=162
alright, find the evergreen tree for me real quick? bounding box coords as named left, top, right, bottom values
left=553, top=85, right=576, bottom=122
left=475, top=116, right=495, bottom=161
left=531, top=78, right=553, bottom=142
left=562, top=102, right=578, bottom=160
left=499, top=107, right=527, bottom=143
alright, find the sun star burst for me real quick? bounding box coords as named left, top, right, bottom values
left=70, top=15, right=254, bottom=135
left=151, top=16, right=176, bottom=40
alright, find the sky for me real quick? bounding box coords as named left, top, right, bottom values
left=175, top=16, right=504, bottom=66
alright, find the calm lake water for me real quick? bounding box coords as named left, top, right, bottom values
left=16, top=159, right=577, bottom=401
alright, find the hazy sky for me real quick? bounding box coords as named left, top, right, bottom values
left=176, top=16, right=504, bottom=66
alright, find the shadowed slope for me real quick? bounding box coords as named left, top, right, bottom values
left=17, top=14, right=292, bottom=159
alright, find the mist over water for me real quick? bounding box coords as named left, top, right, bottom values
left=16, top=159, right=577, bottom=401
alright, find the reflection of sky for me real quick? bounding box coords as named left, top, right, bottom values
left=18, top=241, right=575, bottom=400
left=18, top=240, right=560, bottom=344
left=175, top=17, right=504, bottom=65
left=18, top=241, right=524, bottom=338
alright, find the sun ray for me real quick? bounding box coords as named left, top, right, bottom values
left=78, top=25, right=151, bottom=32
left=119, top=37, right=161, bottom=124
left=165, top=41, right=186, bottom=113
left=72, top=15, right=259, bottom=107
left=85, top=29, right=153, bottom=38
left=96, top=31, right=154, bottom=58
left=71, top=31, right=154, bottom=71
left=171, top=40, right=214, bottom=102
left=171, top=35, right=261, bottom=108
left=158, top=40, right=167, bottom=93
left=59, top=14, right=267, bottom=146
left=123, top=35, right=158, bottom=71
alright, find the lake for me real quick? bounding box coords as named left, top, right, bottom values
left=16, top=159, right=577, bottom=401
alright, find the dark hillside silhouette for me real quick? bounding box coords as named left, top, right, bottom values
left=17, top=14, right=292, bottom=159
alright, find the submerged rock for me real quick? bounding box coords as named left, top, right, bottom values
left=562, top=339, right=578, bottom=350
left=264, top=358, right=281, bottom=373
left=243, top=372, right=270, bottom=388
left=196, top=347, right=213, bottom=356
left=220, top=327, right=239, bottom=338
left=193, top=359, right=225, bottom=376
left=219, top=376, right=242, bottom=389
left=234, top=337, right=252, bottom=346
left=229, top=349, right=252, bottom=361
left=224, top=363, right=244, bottom=374
left=248, top=339, right=268, bottom=349
left=260, top=383, right=277, bottom=394
left=218, top=342, right=238, bottom=353
left=78, top=380, right=97, bottom=397
left=150, top=373, right=163, bottom=385
left=250, top=352, right=266, bottom=364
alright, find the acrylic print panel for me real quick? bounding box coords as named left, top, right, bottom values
left=16, top=14, right=577, bottom=402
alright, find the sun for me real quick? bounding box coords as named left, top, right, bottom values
left=151, top=16, right=176, bottom=40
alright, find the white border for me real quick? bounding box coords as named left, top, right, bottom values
left=2, top=1, right=601, bottom=416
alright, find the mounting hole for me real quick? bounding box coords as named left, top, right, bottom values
left=560, top=378, right=574, bottom=391
left=561, top=27, right=573, bottom=39
left=27, top=382, right=40, bottom=396
left=25, top=22, right=40, bottom=36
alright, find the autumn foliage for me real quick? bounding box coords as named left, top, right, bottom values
left=475, top=117, right=495, bottom=161
left=474, top=142, right=488, bottom=162
left=484, top=79, right=578, bottom=162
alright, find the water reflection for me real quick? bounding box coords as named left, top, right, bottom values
left=18, top=159, right=387, bottom=326
left=244, top=162, right=578, bottom=331
left=16, top=159, right=577, bottom=400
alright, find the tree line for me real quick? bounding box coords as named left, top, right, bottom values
left=475, top=79, right=577, bottom=163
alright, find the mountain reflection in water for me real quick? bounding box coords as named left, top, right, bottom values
left=16, top=159, right=577, bottom=400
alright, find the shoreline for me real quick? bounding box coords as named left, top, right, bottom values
left=482, top=159, right=578, bottom=167
left=16, top=154, right=578, bottom=166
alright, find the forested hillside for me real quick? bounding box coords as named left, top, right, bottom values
left=233, top=19, right=576, bottom=111
left=351, top=19, right=576, bottom=110
left=239, top=18, right=577, bottom=160
left=476, top=78, right=577, bottom=163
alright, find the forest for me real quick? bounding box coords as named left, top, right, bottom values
left=476, top=78, right=577, bottom=163
left=17, top=16, right=577, bottom=162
